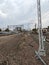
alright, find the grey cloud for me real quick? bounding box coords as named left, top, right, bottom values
left=0, top=0, right=5, bottom=4
left=0, top=0, right=49, bottom=28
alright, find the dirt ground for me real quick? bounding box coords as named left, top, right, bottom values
left=0, top=33, right=49, bottom=65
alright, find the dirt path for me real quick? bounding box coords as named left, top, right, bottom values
left=0, top=34, right=48, bottom=65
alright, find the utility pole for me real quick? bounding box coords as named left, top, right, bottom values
left=35, top=23, right=36, bottom=29
left=37, top=0, right=46, bottom=56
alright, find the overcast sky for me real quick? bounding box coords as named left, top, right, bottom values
left=0, top=0, right=49, bottom=28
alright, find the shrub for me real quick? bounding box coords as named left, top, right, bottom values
left=0, top=28, right=2, bottom=32
left=5, top=28, right=10, bottom=32
left=48, top=26, right=49, bottom=29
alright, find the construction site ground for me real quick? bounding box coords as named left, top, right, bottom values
left=0, top=33, right=49, bottom=65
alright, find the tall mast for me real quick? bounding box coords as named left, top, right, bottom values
left=37, top=0, right=46, bottom=56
